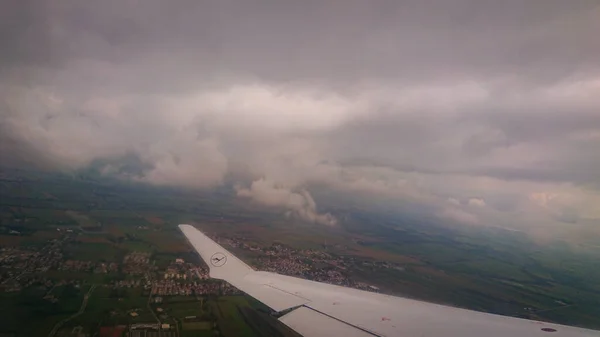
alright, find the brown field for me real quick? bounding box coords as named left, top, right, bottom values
left=145, top=216, right=165, bottom=225
left=0, top=231, right=62, bottom=247
left=144, top=232, right=190, bottom=253
left=105, top=225, right=125, bottom=236
left=31, top=230, right=62, bottom=240
left=43, top=192, right=57, bottom=200
left=78, top=235, right=113, bottom=244
left=348, top=245, right=422, bottom=264
left=413, top=265, right=448, bottom=277
left=0, top=235, right=23, bottom=246
left=65, top=210, right=96, bottom=227
left=53, top=210, right=67, bottom=217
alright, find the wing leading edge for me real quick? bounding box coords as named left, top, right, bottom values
left=179, top=224, right=599, bottom=337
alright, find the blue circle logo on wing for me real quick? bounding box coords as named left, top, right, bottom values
left=210, top=252, right=227, bottom=267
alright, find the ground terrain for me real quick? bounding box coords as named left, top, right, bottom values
left=0, top=168, right=599, bottom=336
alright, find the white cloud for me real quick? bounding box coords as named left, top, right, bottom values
left=138, top=137, right=227, bottom=189
left=447, top=198, right=461, bottom=206
left=468, top=198, right=486, bottom=207
left=528, top=190, right=600, bottom=222
left=236, top=179, right=337, bottom=226
left=529, top=192, right=559, bottom=209
left=186, top=85, right=359, bottom=132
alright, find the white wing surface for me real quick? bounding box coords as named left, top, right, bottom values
left=179, top=224, right=600, bottom=337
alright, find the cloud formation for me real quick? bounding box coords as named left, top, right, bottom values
left=236, top=179, right=337, bottom=226
left=468, top=198, right=486, bottom=208
left=1, top=1, right=599, bottom=233
left=438, top=207, right=479, bottom=226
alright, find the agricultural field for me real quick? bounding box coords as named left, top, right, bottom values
left=63, top=241, right=123, bottom=262
left=63, top=286, right=155, bottom=331
left=0, top=284, right=90, bottom=337
left=209, top=296, right=300, bottom=337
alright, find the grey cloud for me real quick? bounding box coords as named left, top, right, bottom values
left=556, top=208, right=580, bottom=224
left=4, top=1, right=599, bottom=86
left=482, top=195, right=521, bottom=213
left=463, top=130, right=511, bottom=157
left=326, top=86, right=600, bottom=186
left=1, top=1, right=57, bottom=68
left=438, top=207, right=479, bottom=226
left=1, top=1, right=600, bottom=231
left=88, top=152, right=151, bottom=179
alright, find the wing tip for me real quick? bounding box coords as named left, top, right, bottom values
left=177, top=223, right=254, bottom=281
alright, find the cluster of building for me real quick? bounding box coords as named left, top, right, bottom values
left=151, top=279, right=222, bottom=296
left=1, top=238, right=64, bottom=271
left=111, top=279, right=146, bottom=288
left=0, top=227, right=397, bottom=299
left=58, top=260, right=93, bottom=272
left=93, top=262, right=120, bottom=274
left=151, top=260, right=240, bottom=296
left=122, top=252, right=153, bottom=275
left=163, top=259, right=207, bottom=280
left=0, top=238, right=66, bottom=291
left=258, top=250, right=355, bottom=286
left=221, top=237, right=262, bottom=251
left=218, top=236, right=390, bottom=292
left=0, top=247, right=39, bottom=288
left=0, top=247, right=39, bottom=265
left=58, top=260, right=119, bottom=274
left=128, top=323, right=175, bottom=337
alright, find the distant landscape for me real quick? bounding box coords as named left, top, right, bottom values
left=0, top=167, right=599, bottom=336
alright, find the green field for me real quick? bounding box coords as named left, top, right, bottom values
left=182, top=321, right=212, bottom=330
left=161, top=299, right=208, bottom=319
left=180, top=331, right=215, bottom=337
left=65, top=286, right=155, bottom=331
left=0, top=285, right=88, bottom=337
left=210, top=296, right=255, bottom=337
left=63, top=242, right=123, bottom=262
left=119, top=240, right=154, bottom=252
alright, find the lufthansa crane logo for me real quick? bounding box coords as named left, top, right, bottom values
left=210, top=252, right=227, bottom=267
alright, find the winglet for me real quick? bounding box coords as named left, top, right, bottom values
left=178, top=224, right=254, bottom=281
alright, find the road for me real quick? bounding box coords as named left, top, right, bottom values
left=147, top=285, right=161, bottom=324
left=48, top=284, right=97, bottom=337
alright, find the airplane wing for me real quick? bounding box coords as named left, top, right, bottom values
left=179, top=224, right=600, bottom=337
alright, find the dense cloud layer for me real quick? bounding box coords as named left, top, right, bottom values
left=1, top=1, right=599, bottom=236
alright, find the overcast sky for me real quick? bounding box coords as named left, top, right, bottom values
left=1, top=1, right=599, bottom=238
